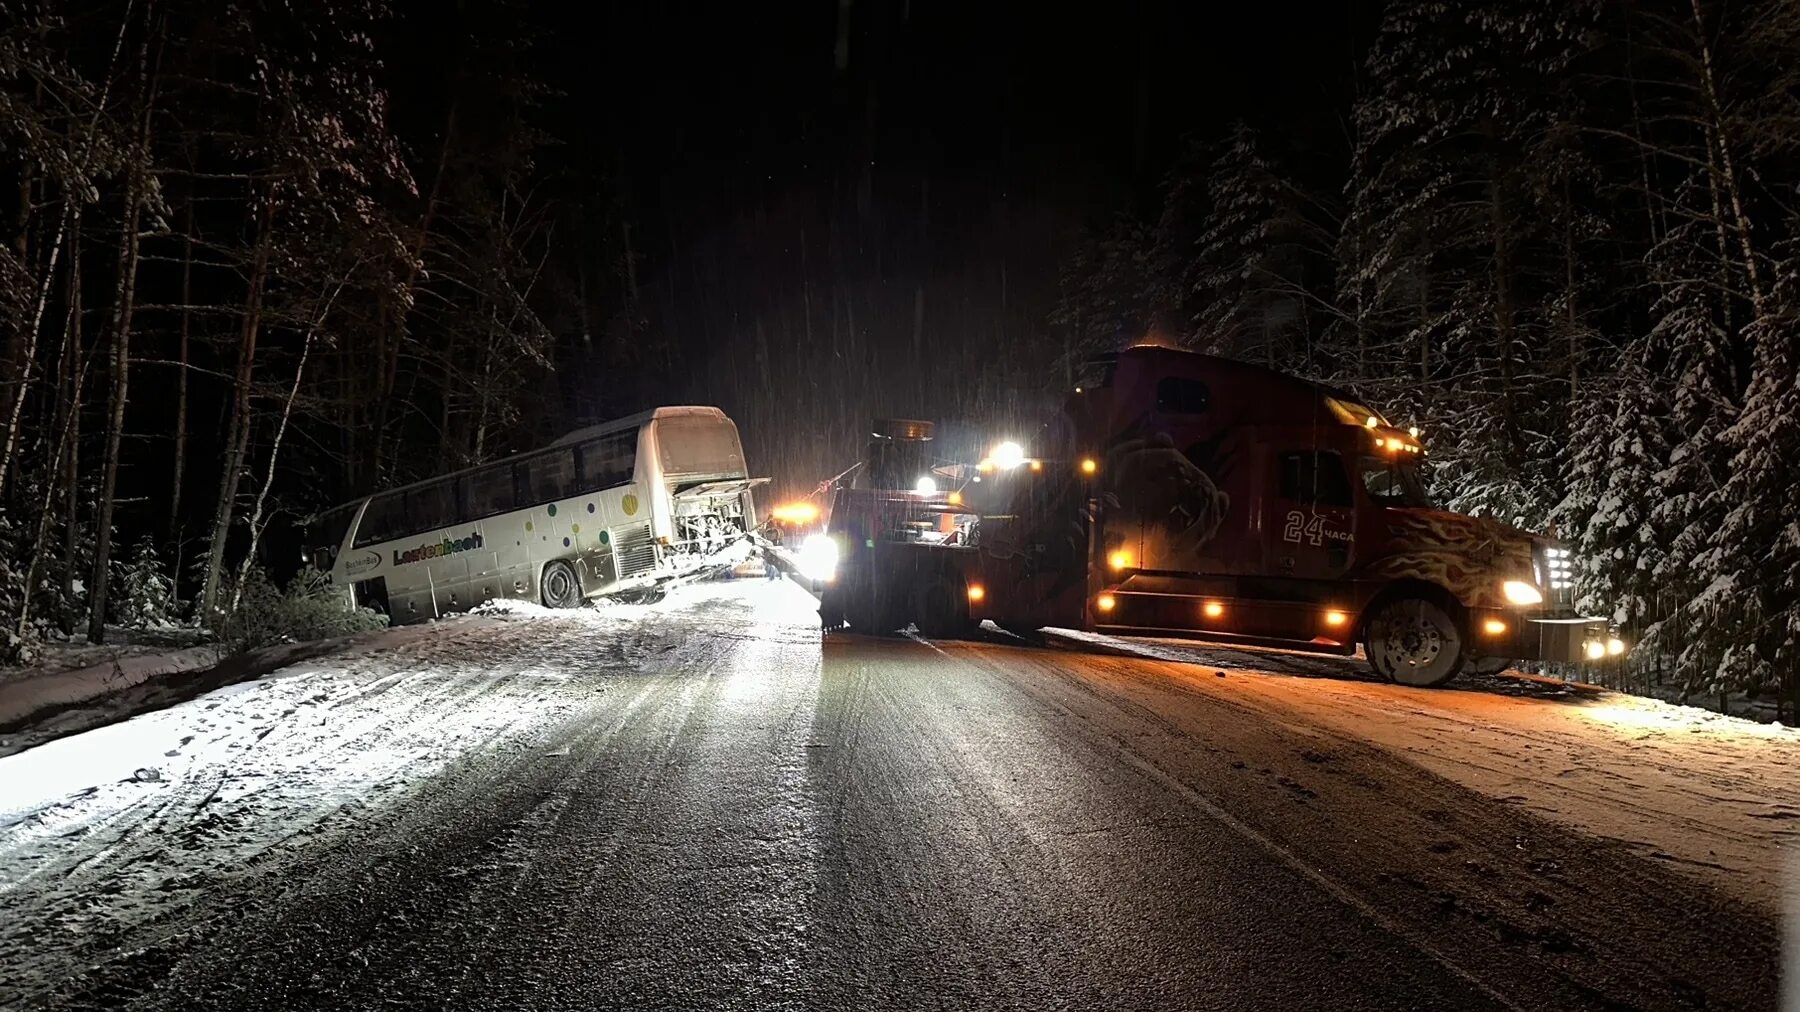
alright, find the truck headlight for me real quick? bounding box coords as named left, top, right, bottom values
left=797, top=534, right=839, bottom=582
left=1501, top=580, right=1543, bottom=606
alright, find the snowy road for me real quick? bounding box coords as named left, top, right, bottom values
left=0, top=580, right=1785, bottom=1010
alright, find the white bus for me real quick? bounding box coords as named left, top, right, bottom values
left=305, top=406, right=765, bottom=621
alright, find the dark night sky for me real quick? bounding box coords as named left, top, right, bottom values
left=407, top=1, right=1368, bottom=492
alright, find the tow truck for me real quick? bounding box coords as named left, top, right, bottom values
left=807, top=346, right=1623, bottom=688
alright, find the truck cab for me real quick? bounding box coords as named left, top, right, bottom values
left=822, top=347, right=1620, bottom=687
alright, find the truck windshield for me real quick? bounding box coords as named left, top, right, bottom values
left=1358, top=455, right=1430, bottom=508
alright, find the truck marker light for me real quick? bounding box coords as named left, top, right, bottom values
left=1483, top=618, right=1508, bottom=635
left=967, top=584, right=986, bottom=602
left=1365, top=416, right=1378, bottom=428
left=1375, top=438, right=1387, bottom=449
left=914, top=475, right=938, bottom=494
left=1029, top=460, right=1043, bottom=472
left=1501, top=580, right=1543, bottom=606
left=947, top=491, right=963, bottom=505
left=1080, top=457, right=1098, bottom=475
left=1409, top=426, right=1420, bottom=438
left=1324, top=610, right=1347, bottom=627
left=1096, top=594, right=1117, bottom=613
left=1607, top=637, right=1625, bottom=655
left=1585, top=640, right=1607, bottom=660
left=1203, top=601, right=1224, bottom=619
left=1108, top=550, right=1133, bottom=571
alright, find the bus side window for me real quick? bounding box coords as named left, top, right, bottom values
left=355, top=493, right=407, bottom=547
left=516, top=448, right=576, bottom=507
left=463, top=463, right=516, bottom=520
left=1278, top=452, right=1354, bottom=508
left=408, top=481, right=457, bottom=533
left=576, top=432, right=636, bottom=493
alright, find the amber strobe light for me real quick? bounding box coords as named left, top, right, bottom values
left=1203, top=601, right=1224, bottom=619
left=1324, top=610, right=1347, bottom=627
left=966, top=584, right=986, bottom=602
left=1095, top=593, right=1116, bottom=613
left=1108, top=550, right=1132, bottom=571
left=1483, top=618, right=1508, bottom=635
left=770, top=501, right=820, bottom=524
left=1080, top=457, right=1098, bottom=475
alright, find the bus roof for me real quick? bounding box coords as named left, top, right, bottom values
left=310, top=405, right=734, bottom=518
left=550, top=405, right=731, bottom=447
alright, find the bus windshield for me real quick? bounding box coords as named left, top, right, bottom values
left=1358, top=455, right=1431, bottom=508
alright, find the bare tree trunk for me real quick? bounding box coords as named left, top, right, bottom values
left=230, top=324, right=317, bottom=612
left=0, top=213, right=67, bottom=501
left=87, top=165, right=149, bottom=644
left=1488, top=173, right=1523, bottom=459
left=0, top=0, right=138, bottom=500
left=1562, top=176, right=1580, bottom=395
left=1689, top=0, right=1764, bottom=317
left=58, top=200, right=84, bottom=630
left=168, top=203, right=194, bottom=547
left=199, top=199, right=274, bottom=619
left=371, top=101, right=457, bottom=486
left=17, top=201, right=87, bottom=641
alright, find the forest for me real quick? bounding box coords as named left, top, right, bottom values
left=0, top=0, right=638, bottom=660
left=1, top=0, right=1795, bottom=715
left=1056, top=0, right=1799, bottom=709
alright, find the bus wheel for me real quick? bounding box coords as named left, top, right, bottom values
left=913, top=575, right=975, bottom=640
left=540, top=560, right=583, bottom=609
left=1365, top=597, right=1465, bottom=688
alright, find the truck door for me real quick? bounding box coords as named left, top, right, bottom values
left=1267, top=450, right=1357, bottom=582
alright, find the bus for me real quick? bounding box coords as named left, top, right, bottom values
left=305, top=406, right=765, bottom=621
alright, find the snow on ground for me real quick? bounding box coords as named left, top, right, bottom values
left=0, top=583, right=772, bottom=985
left=1056, top=629, right=1800, bottom=912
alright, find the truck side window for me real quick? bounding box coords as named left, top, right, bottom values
left=1279, top=452, right=1353, bottom=508
left=1155, top=377, right=1210, bottom=414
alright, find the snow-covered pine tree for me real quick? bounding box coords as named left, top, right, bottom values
left=1709, top=237, right=1800, bottom=706
left=1338, top=0, right=1600, bottom=525
left=1049, top=215, right=1159, bottom=365
left=1161, top=123, right=1330, bottom=370
left=113, top=537, right=175, bottom=630
left=1554, top=356, right=1671, bottom=639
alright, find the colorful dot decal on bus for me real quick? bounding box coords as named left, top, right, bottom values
left=562, top=537, right=571, bottom=548
left=570, top=523, right=580, bottom=534
left=547, top=503, right=558, bottom=518
left=525, top=521, right=534, bottom=532
left=587, top=503, right=596, bottom=514
left=599, top=530, right=610, bottom=545
left=622, top=494, right=639, bottom=517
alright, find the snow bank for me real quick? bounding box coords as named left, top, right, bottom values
left=0, top=646, right=219, bottom=729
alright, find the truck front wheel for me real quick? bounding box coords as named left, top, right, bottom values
left=913, top=574, right=976, bottom=640
left=1365, top=597, right=1465, bottom=688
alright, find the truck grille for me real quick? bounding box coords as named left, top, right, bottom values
left=612, top=521, right=659, bottom=577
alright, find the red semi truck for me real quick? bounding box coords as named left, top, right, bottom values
left=815, top=346, right=1622, bottom=687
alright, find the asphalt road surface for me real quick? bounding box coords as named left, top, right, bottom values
left=1, top=580, right=1781, bottom=1010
